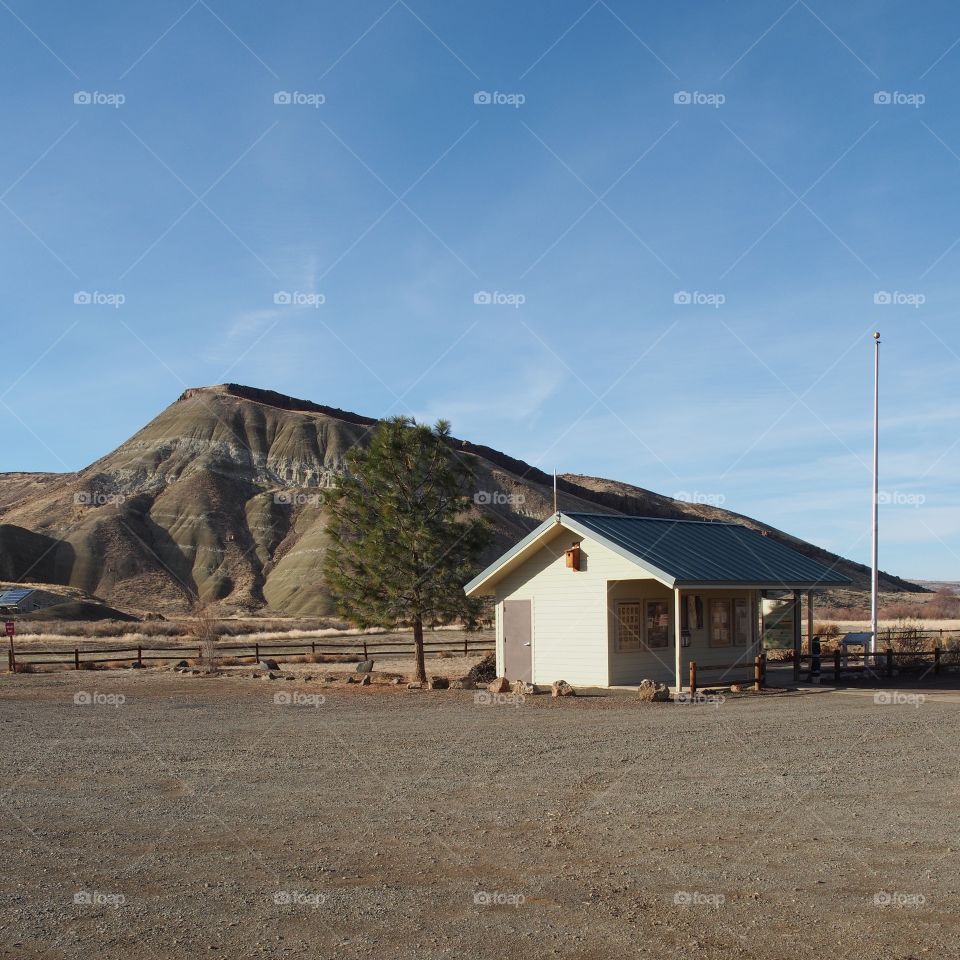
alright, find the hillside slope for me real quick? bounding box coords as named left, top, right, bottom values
left=0, top=383, right=921, bottom=615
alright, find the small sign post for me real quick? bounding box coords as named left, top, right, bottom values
left=5, top=621, right=15, bottom=673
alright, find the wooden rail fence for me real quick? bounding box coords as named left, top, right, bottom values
left=799, top=646, right=955, bottom=679
left=6, top=635, right=494, bottom=672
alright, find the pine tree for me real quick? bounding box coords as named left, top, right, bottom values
left=323, top=417, right=491, bottom=683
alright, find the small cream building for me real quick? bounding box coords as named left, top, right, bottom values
left=464, top=512, right=849, bottom=690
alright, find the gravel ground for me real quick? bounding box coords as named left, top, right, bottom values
left=1, top=669, right=958, bottom=959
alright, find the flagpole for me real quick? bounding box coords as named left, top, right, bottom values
left=870, top=332, right=881, bottom=661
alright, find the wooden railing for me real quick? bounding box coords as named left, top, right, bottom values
left=6, top=635, right=494, bottom=672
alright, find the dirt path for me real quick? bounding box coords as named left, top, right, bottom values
left=1, top=672, right=957, bottom=959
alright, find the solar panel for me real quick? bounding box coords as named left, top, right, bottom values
left=0, top=588, right=33, bottom=605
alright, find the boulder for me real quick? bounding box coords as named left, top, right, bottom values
left=257, top=659, right=280, bottom=671
left=356, top=660, right=375, bottom=673
left=429, top=676, right=449, bottom=690
left=638, top=679, right=670, bottom=702
left=406, top=682, right=423, bottom=690
left=174, top=660, right=190, bottom=670
left=358, top=674, right=371, bottom=686
left=488, top=677, right=511, bottom=694
left=729, top=683, right=743, bottom=694
left=391, top=677, right=404, bottom=685
left=513, top=680, right=536, bottom=696
left=551, top=680, right=576, bottom=698
left=450, top=678, right=475, bottom=690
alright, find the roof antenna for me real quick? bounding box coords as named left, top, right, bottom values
left=553, top=468, right=558, bottom=515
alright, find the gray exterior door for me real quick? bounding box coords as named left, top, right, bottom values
left=503, top=600, right=532, bottom=682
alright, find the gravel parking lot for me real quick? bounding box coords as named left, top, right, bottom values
left=1, top=670, right=958, bottom=959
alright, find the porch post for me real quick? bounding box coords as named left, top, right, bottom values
left=674, top=586, right=683, bottom=692
left=801, top=590, right=814, bottom=681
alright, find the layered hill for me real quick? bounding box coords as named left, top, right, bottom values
left=0, top=384, right=922, bottom=615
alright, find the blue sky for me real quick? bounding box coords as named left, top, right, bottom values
left=1, top=0, right=958, bottom=580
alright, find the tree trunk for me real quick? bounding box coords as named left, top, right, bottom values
left=413, top=616, right=427, bottom=684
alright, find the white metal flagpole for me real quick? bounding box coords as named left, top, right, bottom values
left=870, top=332, right=881, bottom=660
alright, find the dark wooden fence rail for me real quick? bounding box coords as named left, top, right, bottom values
left=7, top=635, right=494, bottom=671
left=798, top=646, right=956, bottom=679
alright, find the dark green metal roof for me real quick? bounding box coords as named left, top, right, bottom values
left=564, top=513, right=850, bottom=587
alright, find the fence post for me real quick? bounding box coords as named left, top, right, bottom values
left=311, top=641, right=315, bottom=655
left=754, top=655, right=763, bottom=691
left=886, top=647, right=893, bottom=678
left=75, top=648, right=80, bottom=670
left=834, top=649, right=841, bottom=679
left=689, top=660, right=697, bottom=696
left=464, top=635, right=468, bottom=656
left=935, top=646, right=941, bottom=676
left=137, top=646, right=142, bottom=667
left=255, top=642, right=259, bottom=663
left=363, top=639, right=368, bottom=660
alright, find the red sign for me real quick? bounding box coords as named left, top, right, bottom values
left=4, top=622, right=14, bottom=637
